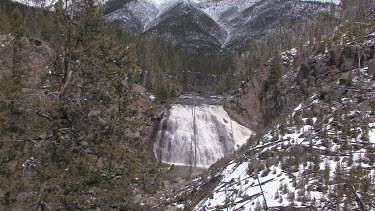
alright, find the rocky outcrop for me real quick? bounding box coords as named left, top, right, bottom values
left=0, top=34, right=51, bottom=89
left=368, top=59, right=375, bottom=76
left=225, top=42, right=375, bottom=130
left=224, top=67, right=269, bottom=129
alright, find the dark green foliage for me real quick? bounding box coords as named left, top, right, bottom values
left=263, top=55, right=282, bottom=94
left=0, top=0, right=54, bottom=40
left=0, top=1, right=159, bottom=210
left=10, top=7, right=24, bottom=38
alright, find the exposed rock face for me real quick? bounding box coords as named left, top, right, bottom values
left=339, top=71, right=351, bottom=85
left=358, top=100, right=371, bottom=112
left=329, top=46, right=341, bottom=66
left=224, top=68, right=269, bottom=129
left=344, top=45, right=360, bottom=60
left=0, top=34, right=51, bottom=90
left=224, top=43, right=375, bottom=129
left=340, top=60, right=354, bottom=72
left=368, top=59, right=375, bottom=77
left=311, top=104, right=321, bottom=117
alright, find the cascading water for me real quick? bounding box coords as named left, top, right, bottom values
left=153, top=95, right=253, bottom=168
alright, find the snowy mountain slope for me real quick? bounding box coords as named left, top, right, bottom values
left=105, top=0, right=159, bottom=35
left=143, top=1, right=228, bottom=53
left=192, top=0, right=262, bottom=47
left=196, top=88, right=374, bottom=210
left=156, top=32, right=375, bottom=210
left=105, top=0, right=333, bottom=52
left=303, top=0, right=341, bottom=4
left=11, top=0, right=336, bottom=52
left=224, top=0, right=331, bottom=48
left=11, top=0, right=109, bottom=8
left=11, top=0, right=58, bottom=8
left=198, top=0, right=261, bottom=20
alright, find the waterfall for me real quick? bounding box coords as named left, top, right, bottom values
left=153, top=95, right=253, bottom=168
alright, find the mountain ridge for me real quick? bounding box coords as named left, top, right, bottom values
left=105, top=0, right=334, bottom=53
left=9, top=0, right=338, bottom=53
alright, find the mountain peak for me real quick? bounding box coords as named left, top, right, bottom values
left=106, top=0, right=333, bottom=53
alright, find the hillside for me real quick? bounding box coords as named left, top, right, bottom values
left=2, top=0, right=375, bottom=210
left=104, top=0, right=333, bottom=53
left=156, top=25, right=375, bottom=211
left=0, top=1, right=170, bottom=209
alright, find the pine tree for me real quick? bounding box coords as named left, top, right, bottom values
left=10, top=7, right=25, bottom=84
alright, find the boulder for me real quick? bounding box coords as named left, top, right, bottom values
left=251, top=78, right=260, bottom=92
left=329, top=46, right=342, bottom=66
left=368, top=59, right=375, bottom=77
left=333, top=88, right=346, bottom=100
left=305, top=118, right=314, bottom=126
left=301, top=79, right=309, bottom=92
left=361, top=52, right=369, bottom=67
left=174, top=177, right=186, bottom=184
left=312, top=61, right=323, bottom=76
left=346, top=90, right=354, bottom=98
left=303, top=110, right=314, bottom=118
left=29, top=37, right=43, bottom=46
left=339, top=71, right=351, bottom=85
left=307, top=75, right=316, bottom=86
left=266, top=157, right=278, bottom=168
left=362, top=47, right=371, bottom=57
left=308, top=58, right=317, bottom=66
left=296, top=64, right=310, bottom=85
left=358, top=100, right=371, bottom=112
left=258, top=151, right=274, bottom=160
left=344, top=45, right=360, bottom=60
left=352, top=116, right=361, bottom=122
left=318, top=66, right=334, bottom=76
left=320, top=86, right=331, bottom=99
left=312, top=104, right=321, bottom=116
left=340, top=59, right=354, bottom=72
left=249, top=160, right=261, bottom=169
left=371, top=45, right=375, bottom=58
left=97, top=157, right=104, bottom=169
left=133, top=194, right=142, bottom=203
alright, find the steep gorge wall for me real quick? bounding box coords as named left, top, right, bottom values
left=225, top=41, right=375, bottom=131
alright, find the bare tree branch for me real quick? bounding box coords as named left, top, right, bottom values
left=0, top=134, right=52, bottom=143
left=18, top=108, right=53, bottom=121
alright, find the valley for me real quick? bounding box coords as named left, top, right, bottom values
left=1, top=0, right=375, bottom=210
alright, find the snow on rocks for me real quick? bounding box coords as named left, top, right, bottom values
left=164, top=38, right=375, bottom=210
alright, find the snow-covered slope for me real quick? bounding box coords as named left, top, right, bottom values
left=11, top=0, right=109, bottom=9
left=157, top=32, right=375, bottom=211
left=143, top=1, right=228, bottom=52
left=193, top=0, right=262, bottom=47
left=11, top=0, right=337, bottom=52
left=196, top=92, right=374, bottom=210
left=105, top=0, right=333, bottom=52
left=194, top=0, right=261, bottom=22
left=11, top=0, right=58, bottom=8
left=105, top=0, right=159, bottom=34
left=303, top=0, right=341, bottom=4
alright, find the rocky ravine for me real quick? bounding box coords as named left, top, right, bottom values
left=225, top=37, right=375, bottom=130
left=155, top=32, right=375, bottom=210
